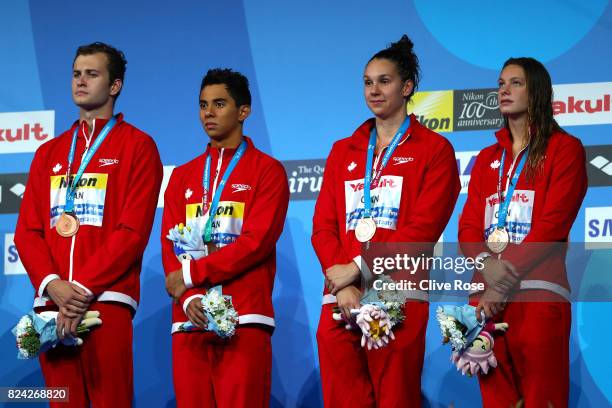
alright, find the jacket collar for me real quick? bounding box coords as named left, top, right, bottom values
left=350, top=114, right=417, bottom=150
left=70, top=113, right=124, bottom=140
left=494, top=125, right=535, bottom=156
left=204, top=135, right=253, bottom=158
left=494, top=127, right=513, bottom=155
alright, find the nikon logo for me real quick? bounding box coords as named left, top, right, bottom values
left=415, top=115, right=451, bottom=131
left=59, top=176, right=98, bottom=189
left=409, top=90, right=454, bottom=132
left=195, top=204, right=235, bottom=218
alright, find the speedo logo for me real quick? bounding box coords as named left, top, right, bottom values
left=349, top=178, right=397, bottom=192
left=231, top=183, right=252, bottom=193
left=99, top=158, right=119, bottom=167
left=393, top=156, right=414, bottom=165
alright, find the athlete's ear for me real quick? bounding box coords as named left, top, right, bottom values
left=110, top=79, right=123, bottom=98
left=238, top=105, right=251, bottom=122
left=402, top=80, right=414, bottom=98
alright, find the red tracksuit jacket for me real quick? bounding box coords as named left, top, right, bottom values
left=312, top=114, right=461, bottom=303
left=161, top=137, right=289, bottom=333
left=15, top=114, right=163, bottom=311
left=459, top=127, right=588, bottom=299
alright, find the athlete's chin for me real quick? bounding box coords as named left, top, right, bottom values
left=368, top=103, right=385, bottom=114
left=205, top=131, right=227, bottom=141
left=74, top=100, right=104, bottom=112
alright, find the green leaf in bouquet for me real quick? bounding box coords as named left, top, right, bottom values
left=20, top=333, right=41, bottom=356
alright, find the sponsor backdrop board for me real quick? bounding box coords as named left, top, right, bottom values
left=1, top=1, right=611, bottom=406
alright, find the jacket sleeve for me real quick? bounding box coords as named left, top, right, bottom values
left=186, top=159, right=290, bottom=287
left=501, top=137, right=587, bottom=276
left=77, top=136, right=163, bottom=295
left=394, top=138, right=461, bottom=243
left=458, top=150, right=491, bottom=258
left=15, top=146, right=62, bottom=297
left=161, top=168, right=182, bottom=276
left=311, top=143, right=354, bottom=272
left=160, top=167, right=205, bottom=305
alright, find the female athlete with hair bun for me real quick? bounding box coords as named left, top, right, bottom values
left=312, top=35, right=460, bottom=407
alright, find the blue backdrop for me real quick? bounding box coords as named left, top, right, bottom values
left=1, top=1, right=611, bottom=406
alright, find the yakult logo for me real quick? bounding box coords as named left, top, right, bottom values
left=0, top=111, right=54, bottom=153
left=349, top=178, right=397, bottom=192
left=552, top=82, right=612, bottom=126
left=487, top=192, right=531, bottom=207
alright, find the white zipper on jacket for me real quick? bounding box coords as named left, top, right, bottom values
left=68, top=235, right=76, bottom=281
left=211, top=148, right=224, bottom=199
left=82, top=118, right=95, bottom=159
left=372, top=148, right=383, bottom=181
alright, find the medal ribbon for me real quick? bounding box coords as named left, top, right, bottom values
left=495, top=147, right=529, bottom=230
left=202, top=140, right=247, bottom=243
left=363, top=116, right=411, bottom=218
left=64, top=117, right=118, bottom=213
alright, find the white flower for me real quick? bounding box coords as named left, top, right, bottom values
left=200, top=289, right=238, bottom=338
left=436, top=307, right=468, bottom=351
left=15, top=316, right=32, bottom=337
left=355, top=304, right=395, bottom=350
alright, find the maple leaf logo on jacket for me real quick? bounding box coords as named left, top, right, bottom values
left=185, top=188, right=193, bottom=199
left=52, top=163, right=62, bottom=174
left=490, top=160, right=501, bottom=169
left=348, top=162, right=357, bottom=172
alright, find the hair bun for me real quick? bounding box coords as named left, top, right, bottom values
left=368, top=34, right=420, bottom=101
left=392, top=34, right=414, bottom=52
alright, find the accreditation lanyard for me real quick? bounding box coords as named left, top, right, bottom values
left=202, top=140, right=247, bottom=242
left=496, top=147, right=528, bottom=229
left=363, top=116, right=411, bottom=218
left=64, top=117, right=117, bottom=213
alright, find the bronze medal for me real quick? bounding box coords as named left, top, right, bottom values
left=56, top=212, right=80, bottom=237
left=355, top=217, right=377, bottom=243
left=487, top=227, right=509, bottom=253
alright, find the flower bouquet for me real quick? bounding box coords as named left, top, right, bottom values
left=178, top=286, right=239, bottom=339
left=12, top=310, right=102, bottom=359
left=436, top=305, right=508, bottom=376
left=166, top=221, right=208, bottom=261
left=333, top=276, right=407, bottom=350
